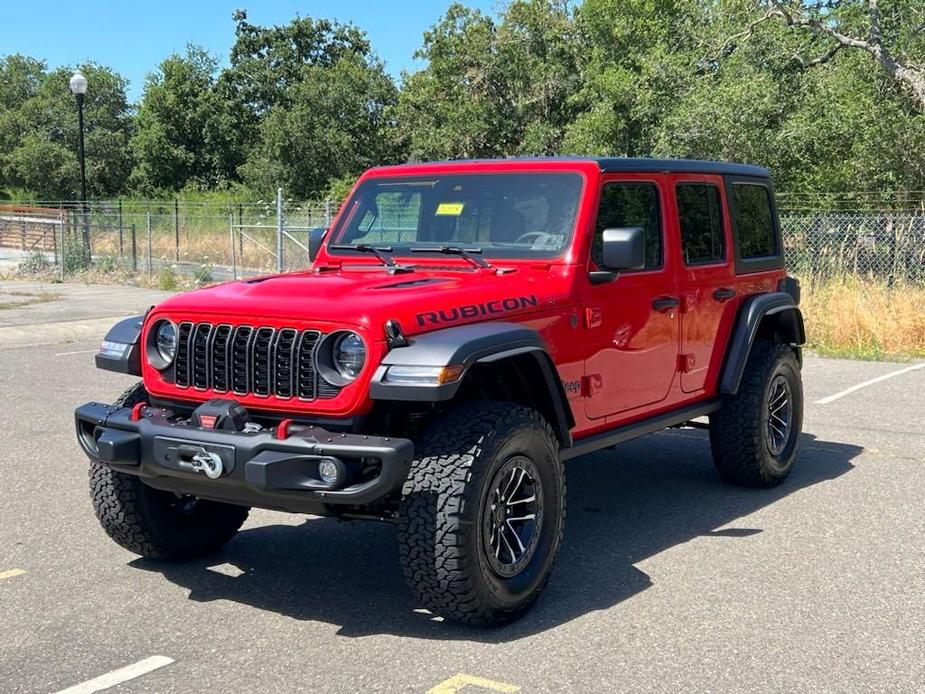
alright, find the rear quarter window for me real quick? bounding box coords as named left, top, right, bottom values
left=731, top=183, right=778, bottom=259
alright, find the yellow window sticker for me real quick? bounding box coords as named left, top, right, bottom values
left=435, top=202, right=464, bottom=216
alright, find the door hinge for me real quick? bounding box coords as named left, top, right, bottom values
left=585, top=306, right=603, bottom=329
left=582, top=374, right=603, bottom=397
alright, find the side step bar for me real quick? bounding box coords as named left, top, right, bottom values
left=561, top=399, right=721, bottom=461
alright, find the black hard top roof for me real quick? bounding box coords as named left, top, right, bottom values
left=595, top=157, right=769, bottom=177
left=395, top=156, right=770, bottom=178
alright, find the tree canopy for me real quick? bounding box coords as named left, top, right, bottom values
left=1, top=1, right=924, bottom=202
left=0, top=56, right=132, bottom=198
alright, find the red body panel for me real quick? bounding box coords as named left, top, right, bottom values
left=141, top=159, right=785, bottom=440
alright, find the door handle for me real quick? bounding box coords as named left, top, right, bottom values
left=652, top=296, right=680, bottom=312
left=712, top=287, right=736, bottom=302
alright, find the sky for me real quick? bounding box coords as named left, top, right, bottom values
left=0, top=0, right=500, bottom=102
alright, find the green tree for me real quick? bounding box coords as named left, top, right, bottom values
left=563, top=0, right=712, bottom=156
left=563, top=0, right=925, bottom=196
left=0, top=59, right=132, bottom=199
left=734, top=1, right=925, bottom=110
left=701, top=0, right=925, bottom=195
left=131, top=45, right=244, bottom=192
left=240, top=55, right=399, bottom=198
left=0, top=54, right=46, bottom=194
left=221, top=10, right=372, bottom=120
left=396, top=1, right=581, bottom=161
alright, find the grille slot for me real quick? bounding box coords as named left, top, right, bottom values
left=251, top=327, right=275, bottom=396
left=168, top=321, right=335, bottom=401
left=273, top=329, right=298, bottom=398
left=210, top=324, right=233, bottom=392
left=231, top=326, right=253, bottom=394
left=191, top=323, right=213, bottom=389
left=297, top=330, right=321, bottom=400
left=174, top=322, right=193, bottom=387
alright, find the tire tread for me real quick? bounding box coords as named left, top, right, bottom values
left=398, top=401, right=565, bottom=626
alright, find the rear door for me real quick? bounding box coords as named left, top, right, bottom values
left=670, top=175, right=736, bottom=393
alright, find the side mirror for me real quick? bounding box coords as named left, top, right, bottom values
left=601, top=227, right=646, bottom=271
left=308, top=227, right=329, bottom=262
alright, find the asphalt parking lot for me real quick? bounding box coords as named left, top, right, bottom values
left=1, top=280, right=923, bottom=693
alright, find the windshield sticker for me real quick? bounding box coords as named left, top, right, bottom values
left=435, top=202, right=465, bottom=216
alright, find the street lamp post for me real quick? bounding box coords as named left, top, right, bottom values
left=69, top=70, right=90, bottom=264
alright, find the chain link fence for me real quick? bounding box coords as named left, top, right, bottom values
left=2, top=193, right=923, bottom=287
left=780, top=211, right=925, bottom=286
left=0, top=191, right=333, bottom=283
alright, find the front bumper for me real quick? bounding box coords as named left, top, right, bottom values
left=74, top=401, right=413, bottom=514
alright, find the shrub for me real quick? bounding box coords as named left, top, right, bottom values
left=16, top=251, right=50, bottom=275
left=63, top=236, right=91, bottom=274
left=158, top=265, right=179, bottom=291
left=95, top=255, right=118, bottom=273
left=193, top=263, right=213, bottom=286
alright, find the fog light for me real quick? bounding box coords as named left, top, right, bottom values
left=317, top=458, right=343, bottom=486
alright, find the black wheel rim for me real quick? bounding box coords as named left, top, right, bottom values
left=482, top=456, right=544, bottom=578
left=766, top=374, right=793, bottom=458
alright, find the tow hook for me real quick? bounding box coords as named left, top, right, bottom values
left=176, top=445, right=224, bottom=479
left=191, top=451, right=223, bottom=479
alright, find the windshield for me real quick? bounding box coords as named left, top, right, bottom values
left=327, top=172, right=584, bottom=259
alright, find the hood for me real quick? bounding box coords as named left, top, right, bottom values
left=151, top=264, right=574, bottom=335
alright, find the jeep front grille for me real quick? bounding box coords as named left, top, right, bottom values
left=173, top=322, right=335, bottom=400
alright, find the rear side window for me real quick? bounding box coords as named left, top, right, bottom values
left=731, top=184, right=778, bottom=258
left=677, top=184, right=724, bottom=265
left=592, top=182, right=662, bottom=269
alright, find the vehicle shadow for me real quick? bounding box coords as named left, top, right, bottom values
left=130, top=429, right=861, bottom=641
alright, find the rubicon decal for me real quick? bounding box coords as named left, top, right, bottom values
left=416, top=295, right=540, bottom=327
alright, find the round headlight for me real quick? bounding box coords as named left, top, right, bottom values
left=333, top=332, right=366, bottom=379
left=154, top=321, right=177, bottom=365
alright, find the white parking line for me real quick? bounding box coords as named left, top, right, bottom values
left=428, top=673, right=520, bottom=694
left=815, top=363, right=925, bottom=405
left=54, top=656, right=174, bottom=694
left=55, top=349, right=98, bottom=356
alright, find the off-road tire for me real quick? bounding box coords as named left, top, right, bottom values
left=709, top=341, right=803, bottom=487
left=398, top=401, right=565, bottom=626
left=114, top=381, right=147, bottom=408
left=88, top=382, right=249, bottom=560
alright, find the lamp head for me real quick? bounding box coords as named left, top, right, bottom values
left=69, top=71, right=88, bottom=96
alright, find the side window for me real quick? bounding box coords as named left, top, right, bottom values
left=731, top=184, right=778, bottom=258
left=677, top=183, right=725, bottom=265
left=592, top=182, right=661, bottom=269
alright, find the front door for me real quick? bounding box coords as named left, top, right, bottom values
left=671, top=175, right=736, bottom=393
left=583, top=177, right=679, bottom=420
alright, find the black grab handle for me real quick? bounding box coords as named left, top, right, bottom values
left=652, top=296, right=680, bottom=312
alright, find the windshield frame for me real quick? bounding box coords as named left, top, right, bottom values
left=324, top=170, right=587, bottom=262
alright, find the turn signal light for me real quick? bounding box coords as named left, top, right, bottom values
left=383, top=364, right=465, bottom=385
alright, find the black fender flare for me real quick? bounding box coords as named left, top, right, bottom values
left=95, top=315, right=144, bottom=376
left=370, top=322, right=574, bottom=445
left=718, top=292, right=805, bottom=395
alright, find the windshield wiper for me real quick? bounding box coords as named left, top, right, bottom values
left=329, top=244, right=412, bottom=273
left=410, top=245, right=491, bottom=269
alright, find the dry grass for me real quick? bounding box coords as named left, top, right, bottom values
left=90, top=226, right=281, bottom=273
left=801, top=278, right=925, bottom=359
left=0, top=289, right=59, bottom=310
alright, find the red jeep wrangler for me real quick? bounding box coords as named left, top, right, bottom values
left=76, top=158, right=805, bottom=626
